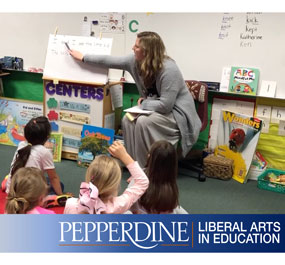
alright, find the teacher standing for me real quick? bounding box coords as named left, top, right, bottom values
left=69, top=31, right=201, bottom=167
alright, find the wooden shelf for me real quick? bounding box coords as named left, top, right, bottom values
left=208, top=90, right=285, bottom=102
left=0, top=72, right=10, bottom=77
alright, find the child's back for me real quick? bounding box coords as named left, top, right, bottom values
left=131, top=140, right=188, bottom=214
left=6, top=116, right=63, bottom=196
left=11, top=141, right=54, bottom=172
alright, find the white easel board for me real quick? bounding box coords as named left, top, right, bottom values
left=43, top=34, right=113, bottom=84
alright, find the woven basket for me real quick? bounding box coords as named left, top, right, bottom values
left=203, top=154, right=233, bottom=180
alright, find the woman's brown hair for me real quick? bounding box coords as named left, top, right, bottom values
left=137, top=31, right=169, bottom=88
left=139, top=140, right=179, bottom=213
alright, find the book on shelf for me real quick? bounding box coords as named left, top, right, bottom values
left=247, top=150, right=268, bottom=180
left=77, top=125, right=115, bottom=167
left=219, top=67, right=231, bottom=92
left=214, top=110, right=263, bottom=183
left=45, top=132, right=63, bottom=162
left=228, top=66, right=259, bottom=96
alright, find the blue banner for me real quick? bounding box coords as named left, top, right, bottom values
left=0, top=214, right=284, bottom=252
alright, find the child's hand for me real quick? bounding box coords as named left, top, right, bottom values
left=108, top=141, right=134, bottom=166
left=108, top=141, right=126, bottom=157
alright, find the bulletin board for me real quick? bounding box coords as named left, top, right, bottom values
left=43, top=80, right=117, bottom=160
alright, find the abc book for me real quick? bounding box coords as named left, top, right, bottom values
left=228, top=66, right=259, bottom=96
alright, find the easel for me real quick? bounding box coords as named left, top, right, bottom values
left=42, top=78, right=121, bottom=160
left=43, top=31, right=117, bottom=160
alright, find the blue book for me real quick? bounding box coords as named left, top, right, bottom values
left=77, top=125, right=115, bottom=167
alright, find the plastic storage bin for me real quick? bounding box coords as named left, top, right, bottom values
left=257, top=168, right=285, bottom=194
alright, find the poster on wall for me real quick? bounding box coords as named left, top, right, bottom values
left=0, top=97, right=43, bottom=146
left=99, top=13, right=126, bottom=33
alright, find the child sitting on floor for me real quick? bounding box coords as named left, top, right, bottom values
left=5, top=116, right=65, bottom=196
left=5, top=167, right=55, bottom=214
left=131, top=140, right=188, bottom=214
left=64, top=141, right=149, bottom=214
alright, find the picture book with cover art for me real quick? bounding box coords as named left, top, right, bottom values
left=77, top=124, right=115, bottom=167
left=228, top=66, right=259, bottom=96
left=45, top=132, right=63, bottom=162
left=247, top=150, right=268, bottom=180
left=214, top=110, right=263, bottom=183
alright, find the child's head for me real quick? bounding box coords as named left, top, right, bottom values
left=24, top=116, right=51, bottom=145
left=140, top=140, right=179, bottom=213
left=5, top=167, right=48, bottom=214
left=146, top=140, right=178, bottom=182
left=11, top=116, right=51, bottom=176
left=85, top=155, right=121, bottom=202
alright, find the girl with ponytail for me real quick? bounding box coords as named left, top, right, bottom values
left=5, top=167, right=55, bottom=214
left=5, top=116, right=64, bottom=196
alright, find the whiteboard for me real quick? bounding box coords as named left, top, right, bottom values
left=43, top=34, right=112, bottom=84
left=124, top=13, right=285, bottom=98
left=1, top=13, right=285, bottom=97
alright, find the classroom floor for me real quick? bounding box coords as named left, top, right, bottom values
left=1, top=144, right=285, bottom=214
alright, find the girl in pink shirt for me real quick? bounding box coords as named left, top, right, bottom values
left=5, top=167, right=55, bottom=214
left=64, top=141, right=149, bottom=214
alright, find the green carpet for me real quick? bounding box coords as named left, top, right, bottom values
left=1, top=144, right=285, bottom=214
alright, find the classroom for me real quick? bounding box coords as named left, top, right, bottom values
left=0, top=12, right=285, bottom=215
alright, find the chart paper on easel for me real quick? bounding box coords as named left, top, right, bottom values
left=43, top=34, right=113, bottom=84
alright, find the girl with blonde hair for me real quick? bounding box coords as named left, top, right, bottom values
left=5, top=167, right=55, bottom=214
left=69, top=31, right=201, bottom=168
left=64, top=141, right=149, bottom=214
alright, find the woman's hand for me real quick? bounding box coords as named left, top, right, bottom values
left=108, top=141, right=134, bottom=166
left=137, top=97, right=145, bottom=106
left=69, top=50, right=84, bottom=61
